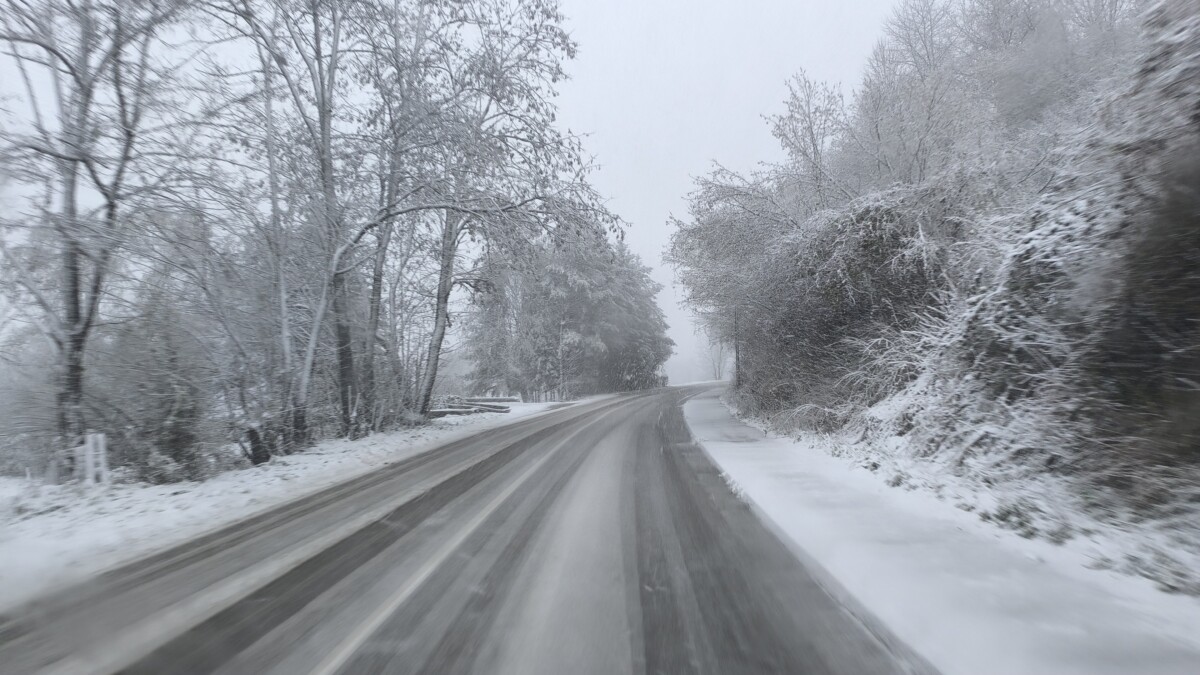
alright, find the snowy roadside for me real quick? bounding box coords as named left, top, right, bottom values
left=0, top=401, right=569, bottom=614
left=682, top=388, right=1200, bottom=675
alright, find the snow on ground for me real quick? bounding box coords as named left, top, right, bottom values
left=859, top=380, right=1200, bottom=597
left=683, top=388, right=1200, bottom=675
left=0, top=402, right=565, bottom=613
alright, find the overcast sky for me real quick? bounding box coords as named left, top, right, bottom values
left=554, top=0, right=898, bottom=383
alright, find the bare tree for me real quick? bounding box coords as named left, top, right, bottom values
left=771, top=70, right=852, bottom=207
left=705, top=338, right=728, bottom=381
left=0, top=0, right=186, bottom=474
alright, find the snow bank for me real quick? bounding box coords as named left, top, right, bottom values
left=683, top=388, right=1200, bottom=675
left=0, top=402, right=562, bottom=613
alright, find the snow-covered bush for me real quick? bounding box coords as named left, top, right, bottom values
left=960, top=0, right=1200, bottom=464
left=141, top=451, right=189, bottom=485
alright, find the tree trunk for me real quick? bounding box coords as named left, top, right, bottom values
left=59, top=245, right=86, bottom=443
left=331, top=270, right=357, bottom=437
left=293, top=276, right=331, bottom=447
left=361, top=223, right=393, bottom=429
left=557, top=319, right=566, bottom=402
left=292, top=403, right=308, bottom=448
left=246, top=427, right=271, bottom=465
left=261, top=44, right=296, bottom=451
left=60, top=323, right=87, bottom=446
left=276, top=254, right=295, bottom=452
left=314, top=1, right=354, bottom=437
left=57, top=142, right=86, bottom=477
left=418, top=211, right=461, bottom=415
left=733, top=307, right=742, bottom=389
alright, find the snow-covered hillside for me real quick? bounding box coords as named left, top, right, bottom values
left=668, top=0, right=1200, bottom=594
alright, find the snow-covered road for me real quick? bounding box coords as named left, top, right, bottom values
left=0, top=388, right=923, bottom=675
left=5, top=386, right=1197, bottom=675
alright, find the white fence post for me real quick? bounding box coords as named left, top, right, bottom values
left=96, top=433, right=108, bottom=484
left=74, top=433, right=109, bottom=486
left=84, top=434, right=97, bottom=486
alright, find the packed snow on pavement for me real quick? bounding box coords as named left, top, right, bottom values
left=0, top=402, right=564, bottom=613
left=683, top=388, right=1200, bottom=675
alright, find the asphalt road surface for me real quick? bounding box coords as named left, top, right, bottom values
left=0, top=387, right=934, bottom=675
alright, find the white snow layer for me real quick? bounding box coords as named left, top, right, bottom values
left=682, top=388, right=1200, bottom=675
left=0, top=402, right=562, bottom=613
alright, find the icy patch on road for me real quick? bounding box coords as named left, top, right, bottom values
left=0, top=402, right=562, bottom=613
left=683, top=389, right=1200, bottom=675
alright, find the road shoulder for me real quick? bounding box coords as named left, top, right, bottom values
left=681, top=387, right=1200, bottom=675
left=0, top=401, right=576, bottom=614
